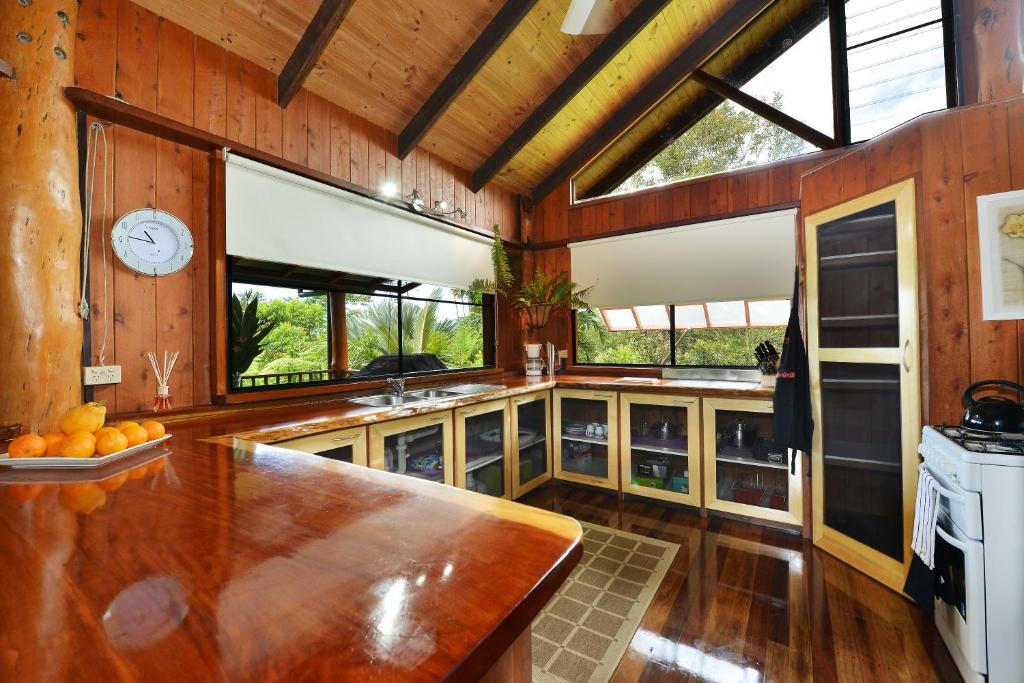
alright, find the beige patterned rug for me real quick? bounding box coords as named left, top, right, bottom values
left=531, top=522, right=679, bottom=683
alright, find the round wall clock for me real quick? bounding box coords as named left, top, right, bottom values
left=112, top=209, right=194, bottom=276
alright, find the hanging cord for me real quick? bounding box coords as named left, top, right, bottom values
left=79, top=122, right=111, bottom=365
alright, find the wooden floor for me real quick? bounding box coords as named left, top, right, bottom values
left=518, top=483, right=963, bottom=683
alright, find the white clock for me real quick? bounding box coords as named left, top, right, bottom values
left=112, top=209, right=194, bottom=276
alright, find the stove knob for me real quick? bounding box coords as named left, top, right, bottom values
left=951, top=472, right=959, bottom=483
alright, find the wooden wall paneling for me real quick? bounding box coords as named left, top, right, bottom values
left=225, top=52, right=257, bottom=148
left=639, top=192, right=657, bottom=227
left=689, top=182, right=709, bottom=217
left=727, top=172, right=748, bottom=213
left=385, top=131, right=401, bottom=192
left=840, top=149, right=867, bottom=200
left=417, top=148, right=432, bottom=210
left=429, top=155, right=443, bottom=216
left=282, top=89, right=308, bottom=166
left=155, top=17, right=196, bottom=407
left=1008, top=96, right=1024, bottom=386
left=190, top=37, right=224, bottom=407
left=707, top=177, right=729, bottom=215
left=918, top=112, right=970, bottom=423
left=77, top=0, right=119, bottom=409
left=329, top=103, right=352, bottom=182
left=655, top=188, right=673, bottom=224
left=114, top=0, right=159, bottom=412
left=255, top=67, right=283, bottom=157
left=193, top=38, right=226, bottom=136
left=349, top=114, right=368, bottom=189
left=960, top=102, right=1020, bottom=384
left=210, top=152, right=228, bottom=399
left=748, top=169, right=770, bottom=208
left=475, top=186, right=488, bottom=234
left=399, top=145, right=416, bottom=198
left=863, top=134, right=894, bottom=190
left=769, top=163, right=791, bottom=205
left=368, top=122, right=387, bottom=192
left=306, top=93, right=329, bottom=174
left=891, top=124, right=921, bottom=182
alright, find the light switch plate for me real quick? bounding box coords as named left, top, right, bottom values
left=83, top=365, right=121, bottom=386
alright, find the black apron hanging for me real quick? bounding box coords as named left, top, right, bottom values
left=773, top=268, right=814, bottom=474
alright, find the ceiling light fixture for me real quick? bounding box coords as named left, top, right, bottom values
left=402, top=189, right=467, bottom=220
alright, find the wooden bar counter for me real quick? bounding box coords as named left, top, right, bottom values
left=0, top=414, right=583, bottom=681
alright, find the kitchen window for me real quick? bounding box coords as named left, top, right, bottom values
left=575, top=300, right=788, bottom=368
left=229, top=258, right=495, bottom=391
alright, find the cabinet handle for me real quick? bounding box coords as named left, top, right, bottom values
left=902, top=339, right=912, bottom=372
left=331, top=436, right=358, bottom=443
left=429, top=416, right=446, bottom=423
left=593, top=393, right=615, bottom=399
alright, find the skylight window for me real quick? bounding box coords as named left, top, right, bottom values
left=748, top=299, right=791, bottom=326
left=673, top=305, right=708, bottom=329
left=634, top=305, right=670, bottom=329
left=602, top=308, right=638, bottom=331
left=706, top=301, right=747, bottom=327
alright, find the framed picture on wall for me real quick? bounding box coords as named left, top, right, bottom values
left=978, top=189, right=1024, bottom=320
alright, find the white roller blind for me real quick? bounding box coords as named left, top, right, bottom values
left=225, top=154, right=492, bottom=289
left=569, top=209, right=797, bottom=308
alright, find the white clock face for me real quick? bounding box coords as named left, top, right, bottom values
left=112, top=209, right=194, bottom=276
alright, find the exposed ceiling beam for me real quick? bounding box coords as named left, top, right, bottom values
left=471, top=0, right=672, bottom=192
left=691, top=70, right=838, bottom=149
left=530, top=0, right=777, bottom=203
left=277, top=0, right=357, bottom=107
left=397, top=0, right=539, bottom=159
left=582, top=0, right=830, bottom=198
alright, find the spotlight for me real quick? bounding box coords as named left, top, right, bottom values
left=380, top=181, right=398, bottom=197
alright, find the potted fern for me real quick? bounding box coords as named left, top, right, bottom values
left=469, top=225, right=591, bottom=329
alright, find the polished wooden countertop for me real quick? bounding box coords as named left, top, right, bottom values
left=187, top=373, right=773, bottom=445
left=0, top=421, right=583, bottom=681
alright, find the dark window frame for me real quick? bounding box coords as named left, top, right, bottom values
left=227, top=258, right=496, bottom=393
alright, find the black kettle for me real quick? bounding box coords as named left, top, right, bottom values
left=961, top=380, right=1024, bottom=433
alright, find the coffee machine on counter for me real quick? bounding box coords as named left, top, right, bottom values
left=524, top=342, right=559, bottom=377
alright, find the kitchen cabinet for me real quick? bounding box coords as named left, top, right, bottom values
left=619, top=393, right=700, bottom=508
left=553, top=389, right=619, bottom=491
left=369, top=413, right=454, bottom=486
left=805, top=178, right=920, bottom=592
left=702, top=397, right=802, bottom=526
left=275, top=426, right=368, bottom=465
left=511, top=390, right=552, bottom=499
left=454, top=398, right=511, bottom=498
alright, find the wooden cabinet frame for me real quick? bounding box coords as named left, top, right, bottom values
left=369, top=412, right=454, bottom=486
left=511, top=390, right=553, bottom=499
left=805, top=178, right=920, bottom=592
left=553, top=389, right=619, bottom=491
left=619, top=393, right=701, bottom=508
left=275, top=426, right=368, bottom=466
left=702, top=397, right=803, bottom=526
left=454, top=398, right=512, bottom=499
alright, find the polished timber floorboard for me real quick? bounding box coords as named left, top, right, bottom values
left=518, top=483, right=962, bottom=683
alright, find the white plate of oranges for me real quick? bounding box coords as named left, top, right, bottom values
left=1, top=402, right=170, bottom=469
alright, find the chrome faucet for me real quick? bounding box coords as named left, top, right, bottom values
left=387, top=377, right=406, bottom=397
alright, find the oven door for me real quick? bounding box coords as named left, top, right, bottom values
left=934, top=510, right=987, bottom=677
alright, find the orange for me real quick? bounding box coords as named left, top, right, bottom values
left=120, top=424, right=149, bottom=447
left=41, top=431, right=67, bottom=456
left=140, top=421, right=166, bottom=441
left=97, top=472, right=128, bottom=492
left=7, top=434, right=47, bottom=458
left=93, top=427, right=121, bottom=440
left=59, top=402, right=106, bottom=434
left=126, top=464, right=149, bottom=480
left=95, top=430, right=128, bottom=456
left=61, top=431, right=97, bottom=458
left=146, top=457, right=167, bottom=475
left=6, top=484, right=44, bottom=502
left=58, top=483, right=106, bottom=514
left=115, top=421, right=140, bottom=432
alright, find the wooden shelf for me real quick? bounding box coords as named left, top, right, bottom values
left=465, top=452, right=505, bottom=473
left=823, top=454, right=901, bottom=472
left=562, top=434, right=609, bottom=447
left=716, top=453, right=788, bottom=471
left=820, top=314, right=898, bottom=329
left=819, top=250, right=896, bottom=269
left=517, top=434, right=546, bottom=451
left=630, top=441, right=688, bottom=457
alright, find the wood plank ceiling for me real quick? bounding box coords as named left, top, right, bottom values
left=131, top=0, right=755, bottom=197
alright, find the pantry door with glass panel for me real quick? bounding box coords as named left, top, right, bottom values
left=805, top=178, right=921, bottom=593
left=620, top=393, right=700, bottom=508
left=511, top=391, right=552, bottom=499
left=369, top=413, right=454, bottom=486
left=553, top=389, right=619, bottom=491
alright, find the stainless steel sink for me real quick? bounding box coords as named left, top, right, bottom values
left=407, top=388, right=461, bottom=399
left=348, top=394, right=426, bottom=407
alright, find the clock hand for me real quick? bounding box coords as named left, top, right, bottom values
left=128, top=236, right=155, bottom=243
left=143, top=230, right=156, bottom=244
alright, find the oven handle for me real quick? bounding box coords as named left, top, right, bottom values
left=935, top=523, right=967, bottom=552
left=919, top=463, right=965, bottom=504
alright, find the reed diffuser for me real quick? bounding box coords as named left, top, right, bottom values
left=148, top=351, right=180, bottom=411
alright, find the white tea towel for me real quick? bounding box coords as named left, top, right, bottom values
left=911, top=466, right=939, bottom=569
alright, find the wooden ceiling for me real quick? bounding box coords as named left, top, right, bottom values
left=132, top=0, right=780, bottom=198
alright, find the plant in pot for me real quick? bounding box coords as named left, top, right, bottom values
left=467, top=225, right=592, bottom=329
left=230, top=292, right=277, bottom=387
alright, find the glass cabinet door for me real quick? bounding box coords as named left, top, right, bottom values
left=702, top=397, right=802, bottom=526
left=275, top=427, right=367, bottom=466
left=511, top=391, right=552, bottom=499
left=553, top=389, right=619, bottom=490
left=620, top=393, right=700, bottom=508
left=369, top=413, right=454, bottom=486
left=455, top=399, right=510, bottom=498
left=805, top=178, right=920, bottom=593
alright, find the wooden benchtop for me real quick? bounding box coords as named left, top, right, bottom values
left=148, top=373, right=773, bottom=445
left=0, top=427, right=582, bottom=681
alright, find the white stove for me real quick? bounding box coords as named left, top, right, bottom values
left=918, top=425, right=1024, bottom=683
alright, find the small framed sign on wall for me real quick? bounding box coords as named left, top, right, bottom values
left=978, top=189, right=1024, bottom=320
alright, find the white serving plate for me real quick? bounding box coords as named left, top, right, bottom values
left=0, top=435, right=172, bottom=469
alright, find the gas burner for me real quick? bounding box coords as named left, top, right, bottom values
left=934, top=424, right=1024, bottom=454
